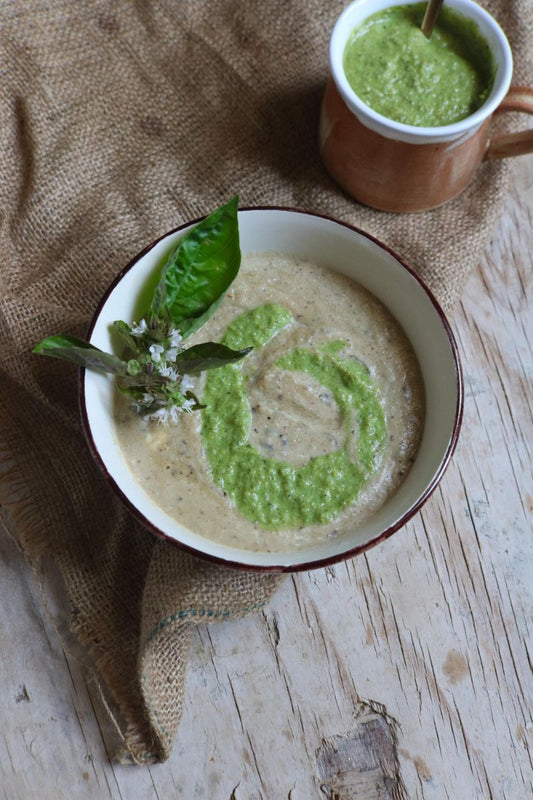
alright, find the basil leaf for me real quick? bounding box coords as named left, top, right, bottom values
left=183, top=390, right=206, bottom=411
left=33, top=335, right=127, bottom=374
left=175, top=342, right=252, bottom=374
left=115, top=375, right=148, bottom=390
left=176, top=293, right=224, bottom=340
left=115, top=382, right=147, bottom=399
left=150, top=195, right=240, bottom=337
left=112, top=320, right=140, bottom=354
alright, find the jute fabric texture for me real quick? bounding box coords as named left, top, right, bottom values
left=1, top=0, right=531, bottom=763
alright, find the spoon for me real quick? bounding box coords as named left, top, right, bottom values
left=421, top=0, right=444, bottom=38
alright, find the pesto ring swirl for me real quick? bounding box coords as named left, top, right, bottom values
left=201, top=304, right=386, bottom=530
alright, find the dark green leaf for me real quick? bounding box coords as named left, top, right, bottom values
left=176, top=293, right=224, bottom=340
left=175, top=342, right=252, bottom=374
left=33, top=335, right=127, bottom=374
left=184, top=390, right=206, bottom=410
left=112, top=320, right=140, bottom=354
left=149, top=195, right=240, bottom=336
left=115, top=382, right=147, bottom=399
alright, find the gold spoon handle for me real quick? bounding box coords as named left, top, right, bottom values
left=421, top=0, right=444, bottom=38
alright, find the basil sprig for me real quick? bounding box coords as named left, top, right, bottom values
left=34, top=196, right=251, bottom=423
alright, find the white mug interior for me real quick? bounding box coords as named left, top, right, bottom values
left=330, top=0, right=513, bottom=144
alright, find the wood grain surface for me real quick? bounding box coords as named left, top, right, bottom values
left=1, top=155, right=532, bottom=799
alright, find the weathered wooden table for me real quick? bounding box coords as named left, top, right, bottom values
left=2, top=156, right=532, bottom=800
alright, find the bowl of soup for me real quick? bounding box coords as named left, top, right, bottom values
left=80, top=208, right=463, bottom=571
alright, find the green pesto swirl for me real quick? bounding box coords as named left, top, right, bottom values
left=201, top=303, right=386, bottom=530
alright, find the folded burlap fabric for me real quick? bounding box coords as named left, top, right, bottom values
left=1, top=0, right=531, bottom=764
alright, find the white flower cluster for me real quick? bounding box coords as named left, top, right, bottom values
left=130, top=321, right=195, bottom=424
left=130, top=319, right=148, bottom=336
left=148, top=403, right=195, bottom=425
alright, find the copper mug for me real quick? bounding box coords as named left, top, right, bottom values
left=320, top=0, right=533, bottom=213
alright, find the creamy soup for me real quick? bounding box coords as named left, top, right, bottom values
left=114, top=253, right=425, bottom=552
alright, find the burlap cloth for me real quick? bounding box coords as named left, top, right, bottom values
left=1, top=0, right=531, bottom=765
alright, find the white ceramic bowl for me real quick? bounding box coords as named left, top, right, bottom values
left=80, top=208, right=463, bottom=571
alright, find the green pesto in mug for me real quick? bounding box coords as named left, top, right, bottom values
left=343, top=3, right=496, bottom=127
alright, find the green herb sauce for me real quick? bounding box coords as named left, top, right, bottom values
left=343, top=3, right=495, bottom=127
left=201, top=303, right=386, bottom=530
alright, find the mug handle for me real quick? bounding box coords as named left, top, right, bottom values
left=485, top=86, right=533, bottom=160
